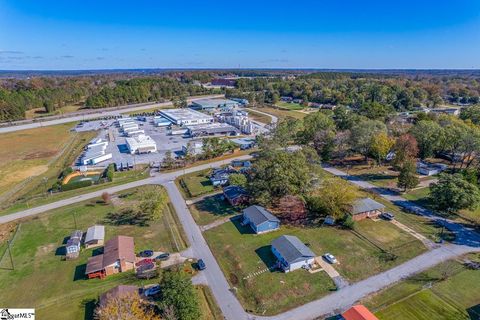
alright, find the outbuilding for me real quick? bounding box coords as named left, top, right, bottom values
left=223, top=185, right=249, bottom=206
left=84, top=225, right=105, bottom=249
left=65, top=230, right=83, bottom=260
left=242, top=205, right=280, bottom=233
left=349, top=198, right=385, bottom=221
left=271, top=235, right=315, bottom=272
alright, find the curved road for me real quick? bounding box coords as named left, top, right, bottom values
left=1, top=158, right=479, bottom=320
left=0, top=94, right=224, bottom=134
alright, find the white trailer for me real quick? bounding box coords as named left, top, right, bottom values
left=122, top=124, right=140, bottom=133
left=90, top=153, right=113, bottom=165
left=127, top=130, right=145, bottom=137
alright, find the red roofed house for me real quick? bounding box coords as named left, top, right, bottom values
left=85, top=235, right=135, bottom=279
left=342, top=305, right=379, bottom=320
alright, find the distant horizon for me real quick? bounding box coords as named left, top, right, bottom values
left=1, top=1, right=479, bottom=70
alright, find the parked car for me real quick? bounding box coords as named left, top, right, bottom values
left=323, top=253, right=338, bottom=264
left=197, top=259, right=206, bottom=270
left=136, top=258, right=154, bottom=267
left=381, top=212, right=395, bottom=220
left=144, top=285, right=161, bottom=297
left=155, top=253, right=170, bottom=261
left=138, top=250, right=154, bottom=257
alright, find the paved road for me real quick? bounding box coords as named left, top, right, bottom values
left=323, top=165, right=480, bottom=248
left=0, top=154, right=252, bottom=224
left=0, top=94, right=224, bottom=134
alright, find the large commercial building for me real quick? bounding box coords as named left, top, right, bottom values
left=125, top=134, right=157, bottom=154
left=186, top=122, right=238, bottom=137
left=159, top=108, right=213, bottom=126
left=190, top=98, right=240, bottom=111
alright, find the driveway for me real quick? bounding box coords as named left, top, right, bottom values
left=322, top=165, right=480, bottom=248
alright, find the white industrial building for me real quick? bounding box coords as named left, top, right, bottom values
left=153, top=116, right=172, bottom=127
left=81, top=139, right=112, bottom=165
left=217, top=110, right=253, bottom=134
left=182, top=140, right=204, bottom=156
left=125, top=134, right=157, bottom=154
left=159, top=108, right=213, bottom=126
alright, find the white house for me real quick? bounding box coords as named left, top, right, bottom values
left=271, top=235, right=315, bottom=272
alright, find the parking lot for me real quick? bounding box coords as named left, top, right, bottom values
left=75, top=117, right=195, bottom=167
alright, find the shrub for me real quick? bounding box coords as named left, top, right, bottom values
left=341, top=215, right=356, bottom=229
left=61, top=180, right=93, bottom=191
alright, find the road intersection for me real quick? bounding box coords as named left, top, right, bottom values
left=0, top=158, right=479, bottom=319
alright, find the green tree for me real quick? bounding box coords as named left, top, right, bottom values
left=163, top=150, right=175, bottom=169
left=297, top=111, right=335, bottom=144
left=228, top=173, right=247, bottom=187
left=159, top=271, right=201, bottom=320
left=307, top=178, right=358, bottom=220
left=350, top=118, right=387, bottom=161
left=248, top=150, right=313, bottom=205
left=397, top=160, right=419, bottom=192
left=430, top=173, right=480, bottom=214
left=410, top=120, right=443, bottom=159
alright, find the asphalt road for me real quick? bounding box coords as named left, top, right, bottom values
left=0, top=94, right=224, bottom=134
left=0, top=154, right=253, bottom=224
left=322, top=165, right=480, bottom=247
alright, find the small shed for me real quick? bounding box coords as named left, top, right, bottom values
left=85, top=225, right=105, bottom=249
left=242, top=205, right=280, bottom=234
left=65, top=230, right=83, bottom=260
left=271, top=235, right=315, bottom=272
left=349, top=198, right=385, bottom=221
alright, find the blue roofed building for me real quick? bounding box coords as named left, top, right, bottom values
left=242, top=205, right=280, bottom=234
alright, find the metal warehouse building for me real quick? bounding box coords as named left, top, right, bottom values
left=190, top=98, right=240, bottom=111
left=186, top=122, right=238, bottom=137
left=125, top=134, right=157, bottom=154
left=159, top=108, right=213, bottom=126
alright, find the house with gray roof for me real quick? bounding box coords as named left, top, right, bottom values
left=271, top=235, right=315, bottom=272
left=84, top=225, right=105, bottom=249
left=349, top=198, right=385, bottom=221
left=242, top=205, right=280, bottom=234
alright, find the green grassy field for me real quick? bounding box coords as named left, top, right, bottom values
left=204, top=217, right=425, bottom=315
left=0, top=186, right=188, bottom=320
left=176, top=169, right=215, bottom=199
left=246, top=109, right=274, bottom=124
left=276, top=101, right=305, bottom=110
left=0, top=166, right=151, bottom=217
left=362, top=254, right=480, bottom=320
left=250, top=106, right=307, bottom=120
left=189, top=194, right=240, bottom=226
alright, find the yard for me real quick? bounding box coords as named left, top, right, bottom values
left=189, top=194, right=240, bottom=226
left=0, top=122, right=97, bottom=207
left=0, top=185, right=188, bottom=320
left=362, top=254, right=480, bottom=320
left=275, top=101, right=305, bottom=111
left=176, top=169, right=215, bottom=199
left=0, top=165, right=151, bottom=217
left=204, top=217, right=426, bottom=315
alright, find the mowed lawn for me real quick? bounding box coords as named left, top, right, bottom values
left=0, top=123, right=75, bottom=196
left=204, top=218, right=425, bottom=315
left=250, top=106, right=306, bottom=120
left=189, top=194, right=240, bottom=226
left=0, top=186, right=187, bottom=320
left=176, top=169, right=215, bottom=199
left=276, top=101, right=305, bottom=110
left=362, top=255, right=480, bottom=320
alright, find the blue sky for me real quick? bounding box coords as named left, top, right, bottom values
left=1, top=0, right=479, bottom=70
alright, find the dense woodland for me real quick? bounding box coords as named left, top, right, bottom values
left=1, top=70, right=479, bottom=122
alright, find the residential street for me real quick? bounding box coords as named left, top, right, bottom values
left=1, top=158, right=479, bottom=320
left=0, top=94, right=223, bottom=134
left=322, top=165, right=480, bottom=248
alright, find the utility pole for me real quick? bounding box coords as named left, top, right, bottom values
left=7, top=240, right=14, bottom=270
left=73, top=211, right=77, bottom=229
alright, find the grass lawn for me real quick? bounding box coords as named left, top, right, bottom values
left=362, top=254, right=480, bottom=320
left=275, top=101, right=305, bottom=111
left=0, top=165, right=151, bottom=217
left=204, top=217, right=425, bottom=315
left=250, top=106, right=306, bottom=120
left=189, top=194, right=240, bottom=226
left=176, top=169, right=215, bottom=199
left=0, top=185, right=188, bottom=320
left=246, top=109, right=274, bottom=124
left=195, top=285, right=223, bottom=320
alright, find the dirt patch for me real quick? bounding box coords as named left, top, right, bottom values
left=0, top=222, right=17, bottom=244
left=23, top=150, right=58, bottom=160
left=0, top=164, right=49, bottom=192
left=142, top=231, right=155, bottom=239
left=229, top=273, right=239, bottom=285
left=35, top=243, right=56, bottom=258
